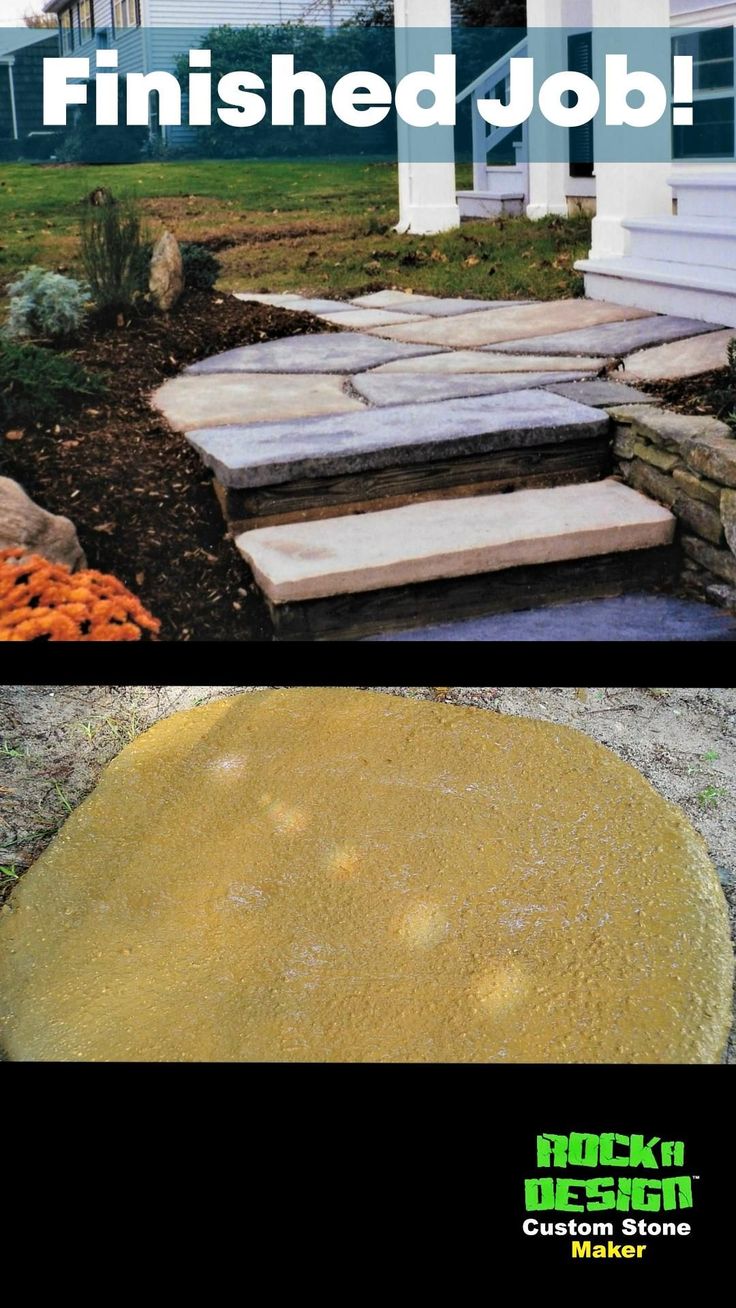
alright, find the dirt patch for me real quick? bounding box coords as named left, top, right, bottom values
left=0, top=293, right=335, bottom=641
left=1, top=685, right=733, bottom=1061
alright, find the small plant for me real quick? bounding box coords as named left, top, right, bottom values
left=697, top=785, right=727, bottom=809
left=0, top=865, right=19, bottom=880
left=2, top=740, right=22, bottom=758
left=0, top=339, right=104, bottom=427
left=180, top=243, right=221, bottom=291
left=4, top=267, right=91, bottom=342
left=80, top=196, right=147, bottom=316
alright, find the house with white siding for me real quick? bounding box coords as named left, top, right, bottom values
left=41, top=0, right=364, bottom=142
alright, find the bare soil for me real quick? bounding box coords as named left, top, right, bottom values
left=1, top=685, right=733, bottom=1061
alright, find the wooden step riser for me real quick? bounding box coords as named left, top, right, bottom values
left=217, top=435, right=613, bottom=533
left=263, top=545, right=681, bottom=642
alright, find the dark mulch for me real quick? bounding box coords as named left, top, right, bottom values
left=0, top=290, right=335, bottom=641
left=640, top=367, right=736, bottom=424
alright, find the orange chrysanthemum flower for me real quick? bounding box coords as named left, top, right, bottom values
left=0, top=548, right=160, bottom=642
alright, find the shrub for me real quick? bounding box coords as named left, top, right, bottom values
left=0, top=548, right=160, bottom=642
left=0, top=339, right=104, bottom=428
left=180, top=243, right=221, bottom=291
left=5, top=266, right=91, bottom=342
left=80, top=197, right=147, bottom=316
left=57, top=80, right=148, bottom=165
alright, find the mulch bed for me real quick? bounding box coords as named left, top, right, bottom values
left=640, top=367, right=735, bottom=422
left=0, top=290, right=334, bottom=641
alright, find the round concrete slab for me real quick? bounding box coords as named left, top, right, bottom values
left=1, top=689, right=731, bottom=1062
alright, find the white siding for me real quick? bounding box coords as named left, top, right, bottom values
left=146, top=1, right=364, bottom=25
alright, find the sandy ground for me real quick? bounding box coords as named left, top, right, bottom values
left=1, top=684, right=734, bottom=1062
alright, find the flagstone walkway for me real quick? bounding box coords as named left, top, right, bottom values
left=151, top=292, right=735, bottom=639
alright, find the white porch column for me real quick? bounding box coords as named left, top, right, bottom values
left=589, top=0, right=673, bottom=258
left=526, top=0, right=569, bottom=218
left=394, top=0, right=460, bottom=234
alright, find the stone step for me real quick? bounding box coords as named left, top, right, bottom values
left=236, top=478, right=675, bottom=606
left=187, top=389, right=611, bottom=491
left=577, top=256, right=736, bottom=329
left=457, top=190, right=525, bottom=219
left=624, top=216, right=736, bottom=271
left=670, top=173, right=736, bottom=220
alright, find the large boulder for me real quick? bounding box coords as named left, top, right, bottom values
left=149, top=231, right=184, bottom=312
left=0, top=477, right=86, bottom=570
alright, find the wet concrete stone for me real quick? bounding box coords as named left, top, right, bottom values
left=366, top=593, right=736, bottom=642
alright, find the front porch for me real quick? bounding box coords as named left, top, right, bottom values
left=398, top=0, right=736, bottom=326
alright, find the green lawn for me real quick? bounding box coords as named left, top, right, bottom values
left=0, top=159, right=591, bottom=302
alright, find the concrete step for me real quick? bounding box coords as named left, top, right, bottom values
left=576, top=256, right=736, bottom=329
left=624, top=215, right=736, bottom=271
left=236, top=478, right=675, bottom=606
left=457, top=190, right=525, bottom=219
left=670, top=173, right=736, bottom=220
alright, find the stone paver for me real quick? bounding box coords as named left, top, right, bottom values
left=351, top=291, right=531, bottom=316
left=623, top=328, right=736, bottom=380
left=543, top=379, right=657, bottom=407
left=352, top=370, right=587, bottom=407
left=488, top=315, right=723, bottom=358
left=234, top=293, right=354, bottom=314
left=314, top=307, right=430, bottom=328
left=370, top=350, right=608, bottom=375
left=186, top=332, right=443, bottom=376
left=187, top=390, right=610, bottom=489
left=365, top=594, right=736, bottom=641
left=236, top=479, right=675, bottom=604
left=152, top=373, right=364, bottom=432
left=363, top=300, right=654, bottom=348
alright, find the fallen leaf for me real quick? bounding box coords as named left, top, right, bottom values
left=463, top=255, right=480, bottom=268
left=4, top=429, right=24, bottom=441
left=135, top=571, right=145, bottom=586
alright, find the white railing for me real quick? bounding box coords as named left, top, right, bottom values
left=456, top=35, right=528, bottom=191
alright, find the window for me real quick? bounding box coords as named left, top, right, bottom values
left=78, top=0, right=94, bottom=36
left=673, top=27, right=735, bottom=160
left=112, top=0, right=140, bottom=31
left=60, top=8, right=75, bottom=53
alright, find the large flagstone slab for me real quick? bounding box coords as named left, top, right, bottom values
left=488, top=315, right=724, bottom=358
left=352, top=370, right=587, bottom=407
left=314, top=308, right=431, bottom=328
left=186, top=390, right=610, bottom=489
left=152, top=373, right=364, bottom=433
left=186, top=332, right=443, bottom=376
left=543, top=379, right=658, bottom=408
left=236, top=479, right=675, bottom=604
left=363, top=300, right=655, bottom=348
left=370, top=350, right=608, bottom=375
left=623, top=328, right=736, bottom=380
left=351, top=291, right=531, bottom=316
left=234, top=293, right=354, bottom=314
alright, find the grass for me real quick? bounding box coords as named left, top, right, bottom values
left=698, top=785, right=728, bottom=809
left=0, top=159, right=591, bottom=303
